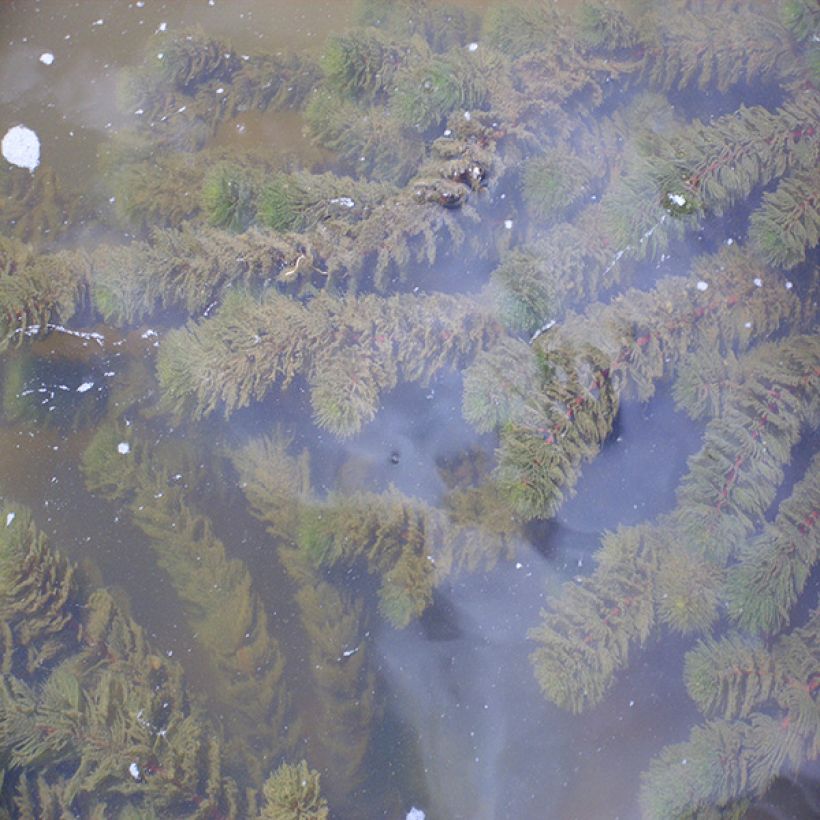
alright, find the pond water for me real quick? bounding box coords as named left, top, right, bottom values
left=1, top=1, right=818, bottom=818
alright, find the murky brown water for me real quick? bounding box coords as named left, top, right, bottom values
left=2, top=1, right=817, bottom=818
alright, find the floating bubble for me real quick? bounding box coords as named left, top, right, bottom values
left=2, top=125, right=41, bottom=171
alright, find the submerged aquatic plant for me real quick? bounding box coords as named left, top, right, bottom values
left=0, top=165, right=80, bottom=245
left=0, top=504, right=272, bottom=817
left=304, top=90, right=425, bottom=185
left=156, top=288, right=501, bottom=436
left=1, top=1, right=818, bottom=816
left=355, top=0, right=480, bottom=52
left=520, top=148, right=593, bottom=223
left=80, top=423, right=294, bottom=779
left=470, top=247, right=810, bottom=520
left=320, top=28, right=411, bottom=103
left=259, top=761, right=328, bottom=820
left=391, top=50, right=490, bottom=131
left=201, top=161, right=265, bottom=232
left=748, top=168, right=820, bottom=269
left=258, top=170, right=396, bottom=233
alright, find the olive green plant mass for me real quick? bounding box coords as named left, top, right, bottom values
left=0, top=0, right=818, bottom=817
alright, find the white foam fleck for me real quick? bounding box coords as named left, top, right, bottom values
left=753, top=277, right=763, bottom=287
left=785, top=281, right=793, bottom=290
left=468, top=42, right=478, bottom=52
left=2, top=125, right=40, bottom=171
left=39, top=52, right=55, bottom=65
left=504, top=219, right=513, bottom=230
left=667, top=192, right=687, bottom=207
left=129, top=762, right=141, bottom=781
left=5, top=512, right=15, bottom=528
left=117, top=442, right=131, bottom=455
left=696, top=281, right=709, bottom=291
left=407, top=810, right=426, bottom=820
left=77, top=381, right=94, bottom=393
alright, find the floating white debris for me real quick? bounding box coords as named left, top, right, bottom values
left=128, top=762, right=141, bottom=781
left=407, top=809, right=425, bottom=820
left=2, top=125, right=40, bottom=171
left=330, top=196, right=355, bottom=208
left=117, top=442, right=131, bottom=455
left=515, top=562, right=523, bottom=569
left=141, top=328, right=158, bottom=339
left=696, top=281, right=709, bottom=291
left=6, top=512, right=15, bottom=528
left=158, top=21, right=167, bottom=32
left=504, top=219, right=513, bottom=230
left=529, top=318, right=556, bottom=344
left=753, top=277, right=763, bottom=287
left=215, top=86, right=225, bottom=94
left=92, top=18, right=104, bottom=27
left=468, top=42, right=478, bottom=52
left=39, top=52, right=55, bottom=65
left=463, top=110, right=471, bottom=121
left=785, top=281, right=793, bottom=290
left=76, top=381, right=94, bottom=393
left=667, top=192, right=687, bottom=207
